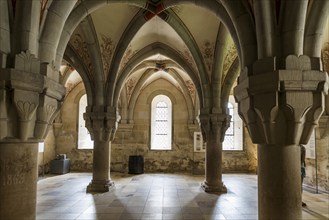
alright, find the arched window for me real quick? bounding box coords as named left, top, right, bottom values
left=223, top=96, right=243, bottom=150
left=78, top=94, right=93, bottom=149
left=151, top=95, right=172, bottom=150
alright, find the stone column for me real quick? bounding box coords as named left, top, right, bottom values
left=0, top=143, right=38, bottom=220
left=0, top=51, right=65, bottom=220
left=234, top=55, right=329, bottom=220
left=199, top=109, right=230, bottom=193
left=85, top=106, right=120, bottom=192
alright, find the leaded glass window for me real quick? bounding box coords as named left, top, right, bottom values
left=151, top=95, right=172, bottom=150
left=223, top=96, right=243, bottom=150
left=78, top=94, right=93, bottom=149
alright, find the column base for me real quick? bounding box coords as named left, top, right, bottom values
left=201, top=181, right=227, bottom=193
left=86, top=179, right=114, bottom=193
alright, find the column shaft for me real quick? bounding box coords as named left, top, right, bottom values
left=87, top=140, right=113, bottom=192
left=258, top=144, right=301, bottom=220
left=203, top=135, right=225, bottom=191
left=0, top=143, right=38, bottom=220
left=200, top=112, right=229, bottom=193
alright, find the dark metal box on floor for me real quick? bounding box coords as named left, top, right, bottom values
left=128, top=155, right=144, bottom=174
left=50, top=158, right=70, bottom=174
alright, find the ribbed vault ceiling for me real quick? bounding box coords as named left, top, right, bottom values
left=63, top=2, right=239, bottom=108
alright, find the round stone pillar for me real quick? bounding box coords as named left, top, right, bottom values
left=202, top=140, right=226, bottom=192
left=258, top=144, right=301, bottom=220
left=0, top=142, right=38, bottom=220
left=87, top=140, right=114, bottom=192
left=199, top=111, right=230, bottom=193
left=234, top=55, right=329, bottom=220
left=0, top=51, right=65, bottom=220
left=84, top=106, right=120, bottom=193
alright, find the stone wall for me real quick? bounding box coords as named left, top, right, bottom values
left=111, top=79, right=197, bottom=173
left=37, top=127, right=56, bottom=175
left=39, top=79, right=328, bottom=193
left=111, top=79, right=257, bottom=174
left=304, top=117, right=329, bottom=192
left=42, top=79, right=260, bottom=175
left=222, top=127, right=257, bottom=173
left=53, top=83, right=93, bottom=171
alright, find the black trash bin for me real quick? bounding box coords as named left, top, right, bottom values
left=128, top=155, right=144, bottom=174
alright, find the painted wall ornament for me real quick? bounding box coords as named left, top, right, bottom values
left=119, top=45, right=138, bottom=73
left=71, top=34, right=93, bottom=73
left=100, top=34, right=115, bottom=76
left=223, top=44, right=238, bottom=76
left=202, top=40, right=215, bottom=73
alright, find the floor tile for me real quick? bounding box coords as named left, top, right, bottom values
left=35, top=172, right=328, bottom=220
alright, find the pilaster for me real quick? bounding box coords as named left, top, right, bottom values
left=199, top=108, right=230, bottom=193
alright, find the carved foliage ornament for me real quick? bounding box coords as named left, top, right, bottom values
left=16, top=101, right=37, bottom=121
left=15, top=50, right=40, bottom=74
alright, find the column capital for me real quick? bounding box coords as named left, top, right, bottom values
left=0, top=51, right=65, bottom=142
left=234, top=55, right=329, bottom=145
left=84, top=106, right=121, bottom=142
left=198, top=108, right=231, bottom=142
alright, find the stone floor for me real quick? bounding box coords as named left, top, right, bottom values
left=36, top=173, right=329, bottom=220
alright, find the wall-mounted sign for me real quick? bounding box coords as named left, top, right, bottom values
left=38, top=142, right=45, bottom=153
left=194, top=132, right=206, bottom=152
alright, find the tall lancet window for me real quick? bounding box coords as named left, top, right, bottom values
left=223, top=95, right=243, bottom=150
left=78, top=94, right=93, bottom=149
left=151, top=95, right=172, bottom=150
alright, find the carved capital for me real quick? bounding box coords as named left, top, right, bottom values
left=198, top=109, right=231, bottom=142
left=15, top=50, right=40, bottom=74
left=34, top=95, right=61, bottom=139
left=105, top=106, right=121, bottom=141
left=84, top=106, right=121, bottom=142
left=0, top=51, right=65, bottom=142
left=234, top=55, right=329, bottom=145
left=13, top=90, right=39, bottom=141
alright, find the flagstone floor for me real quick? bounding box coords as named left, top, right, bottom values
left=36, top=173, right=329, bottom=220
